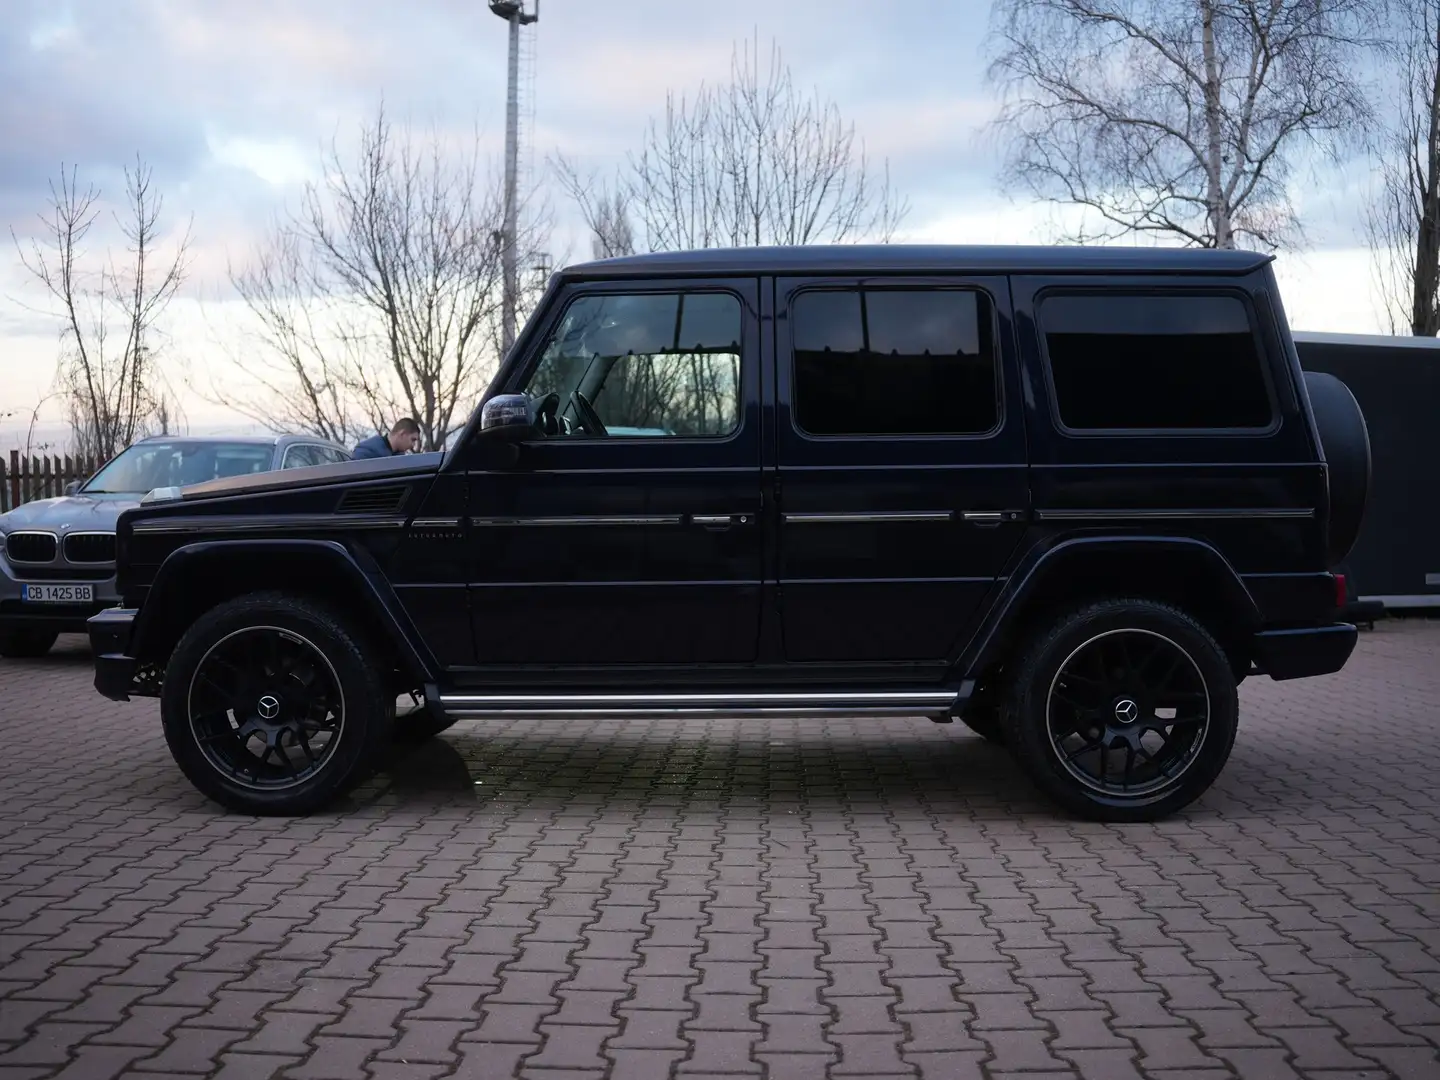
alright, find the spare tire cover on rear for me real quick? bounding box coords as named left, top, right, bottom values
left=1302, top=370, right=1372, bottom=566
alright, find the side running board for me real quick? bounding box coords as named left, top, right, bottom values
left=429, top=685, right=974, bottom=721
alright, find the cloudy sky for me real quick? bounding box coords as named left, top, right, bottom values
left=0, top=0, right=1389, bottom=448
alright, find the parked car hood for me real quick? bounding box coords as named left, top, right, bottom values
left=0, top=493, right=138, bottom=532
left=174, top=451, right=446, bottom=502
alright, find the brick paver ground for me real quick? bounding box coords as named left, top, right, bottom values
left=2, top=623, right=1439, bottom=1080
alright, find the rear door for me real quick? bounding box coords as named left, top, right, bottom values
left=773, top=276, right=1030, bottom=664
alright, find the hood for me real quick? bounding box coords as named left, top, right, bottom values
left=0, top=493, right=138, bottom=531
left=174, top=450, right=446, bottom=502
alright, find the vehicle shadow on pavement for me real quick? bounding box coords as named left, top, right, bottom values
left=360, top=722, right=1067, bottom=820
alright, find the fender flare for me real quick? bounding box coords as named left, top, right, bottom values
left=128, top=538, right=438, bottom=682
left=956, top=534, right=1262, bottom=676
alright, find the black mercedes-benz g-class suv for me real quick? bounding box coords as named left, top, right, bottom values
left=88, top=245, right=1371, bottom=822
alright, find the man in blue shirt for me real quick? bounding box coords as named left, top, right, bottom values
left=352, top=417, right=422, bottom=459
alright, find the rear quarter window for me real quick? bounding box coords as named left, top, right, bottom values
left=1037, top=292, right=1276, bottom=432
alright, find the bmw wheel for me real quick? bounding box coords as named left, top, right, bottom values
left=0, top=628, right=59, bottom=659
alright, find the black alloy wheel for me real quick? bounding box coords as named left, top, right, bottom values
left=186, top=625, right=346, bottom=791
left=1045, top=628, right=1210, bottom=797
left=161, top=593, right=393, bottom=815
left=1001, top=599, right=1238, bottom=822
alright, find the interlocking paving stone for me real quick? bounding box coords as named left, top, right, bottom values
left=2, top=624, right=1440, bottom=1078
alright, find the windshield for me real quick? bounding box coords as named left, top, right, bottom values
left=82, top=441, right=276, bottom=493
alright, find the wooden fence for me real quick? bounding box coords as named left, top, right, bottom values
left=0, top=453, right=102, bottom=513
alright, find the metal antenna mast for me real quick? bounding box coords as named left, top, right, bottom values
left=489, top=0, right=538, bottom=358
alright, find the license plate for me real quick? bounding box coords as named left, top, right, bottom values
left=22, top=583, right=94, bottom=604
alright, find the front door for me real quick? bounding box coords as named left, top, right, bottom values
left=461, top=279, right=765, bottom=667
left=774, top=276, right=1031, bottom=664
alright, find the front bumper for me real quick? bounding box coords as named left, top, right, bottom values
left=1251, top=622, right=1358, bottom=681
left=88, top=607, right=140, bottom=701
left=0, top=558, right=121, bottom=634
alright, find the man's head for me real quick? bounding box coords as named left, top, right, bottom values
left=386, top=417, right=422, bottom=453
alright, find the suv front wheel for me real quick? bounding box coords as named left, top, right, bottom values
left=1002, top=599, right=1238, bottom=823
left=160, top=593, right=394, bottom=815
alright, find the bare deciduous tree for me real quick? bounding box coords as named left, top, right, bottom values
left=553, top=35, right=907, bottom=255
left=225, top=104, right=548, bottom=451
left=13, top=159, right=191, bottom=459
left=1366, top=0, right=1440, bottom=335
left=985, top=0, right=1381, bottom=249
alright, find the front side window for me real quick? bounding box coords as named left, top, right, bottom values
left=791, top=288, right=999, bottom=436
left=522, top=291, right=743, bottom=438
left=1038, top=293, right=1275, bottom=431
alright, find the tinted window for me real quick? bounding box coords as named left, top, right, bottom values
left=525, top=292, right=743, bottom=438
left=1039, top=293, right=1274, bottom=430
left=791, top=288, right=998, bottom=436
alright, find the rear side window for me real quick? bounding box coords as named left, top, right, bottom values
left=791, top=288, right=999, bottom=436
left=1038, top=293, right=1274, bottom=431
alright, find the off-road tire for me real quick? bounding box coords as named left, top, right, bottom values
left=0, top=628, right=59, bottom=659
left=1000, top=598, right=1239, bottom=823
left=160, top=592, right=394, bottom=815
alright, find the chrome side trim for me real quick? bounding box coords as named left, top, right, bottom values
left=1034, top=508, right=1315, bottom=522
left=444, top=705, right=951, bottom=719
left=783, top=511, right=953, bottom=524
left=468, top=515, right=683, bottom=527
left=130, top=515, right=407, bottom=535
left=438, top=688, right=958, bottom=720
left=410, top=518, right=463, bottom=529
left=440, top=690, right=955, bottom=706
left=961, top=511, right=1003, bottom=523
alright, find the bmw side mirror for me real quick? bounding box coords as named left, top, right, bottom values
left=63, top=481, right=81, bottom=496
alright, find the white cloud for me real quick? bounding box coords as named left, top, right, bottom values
left=204, top=131, right=315, bottom=188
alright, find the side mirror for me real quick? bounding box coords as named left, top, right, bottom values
left=63, top=481, right=81, bottom=496
left=472, top=393, right=533, bottom=467
left=479, top=393, right=533, bottom=440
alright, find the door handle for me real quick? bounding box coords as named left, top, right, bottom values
left=692, top=513, right=750, bottom=530
left=961, top=510, right=1005, bottom=527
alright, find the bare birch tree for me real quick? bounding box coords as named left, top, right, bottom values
left=553, top=35, right=907, bottom=254
left=13, top=159, right=191, bottom=459
left=225, top=104, right=548, bottom=451
left=985, top=0, right=1381, bottom=249
left=1366, top=0, right=1440, bottom=335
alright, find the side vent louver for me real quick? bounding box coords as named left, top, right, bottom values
left=336, top=485, right=408, bottom=515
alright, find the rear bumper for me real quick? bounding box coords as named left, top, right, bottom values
left=88, top=607, right=139, bottom=701
left=1251, top=622, right=1357, bottom=681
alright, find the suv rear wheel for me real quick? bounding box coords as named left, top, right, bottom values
left=160, top=592, right=394, bottom=815
left=1001, top=599, right=1238, bottom=822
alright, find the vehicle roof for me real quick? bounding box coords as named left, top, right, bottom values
left=559, top=243, right=1275, bottom=279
